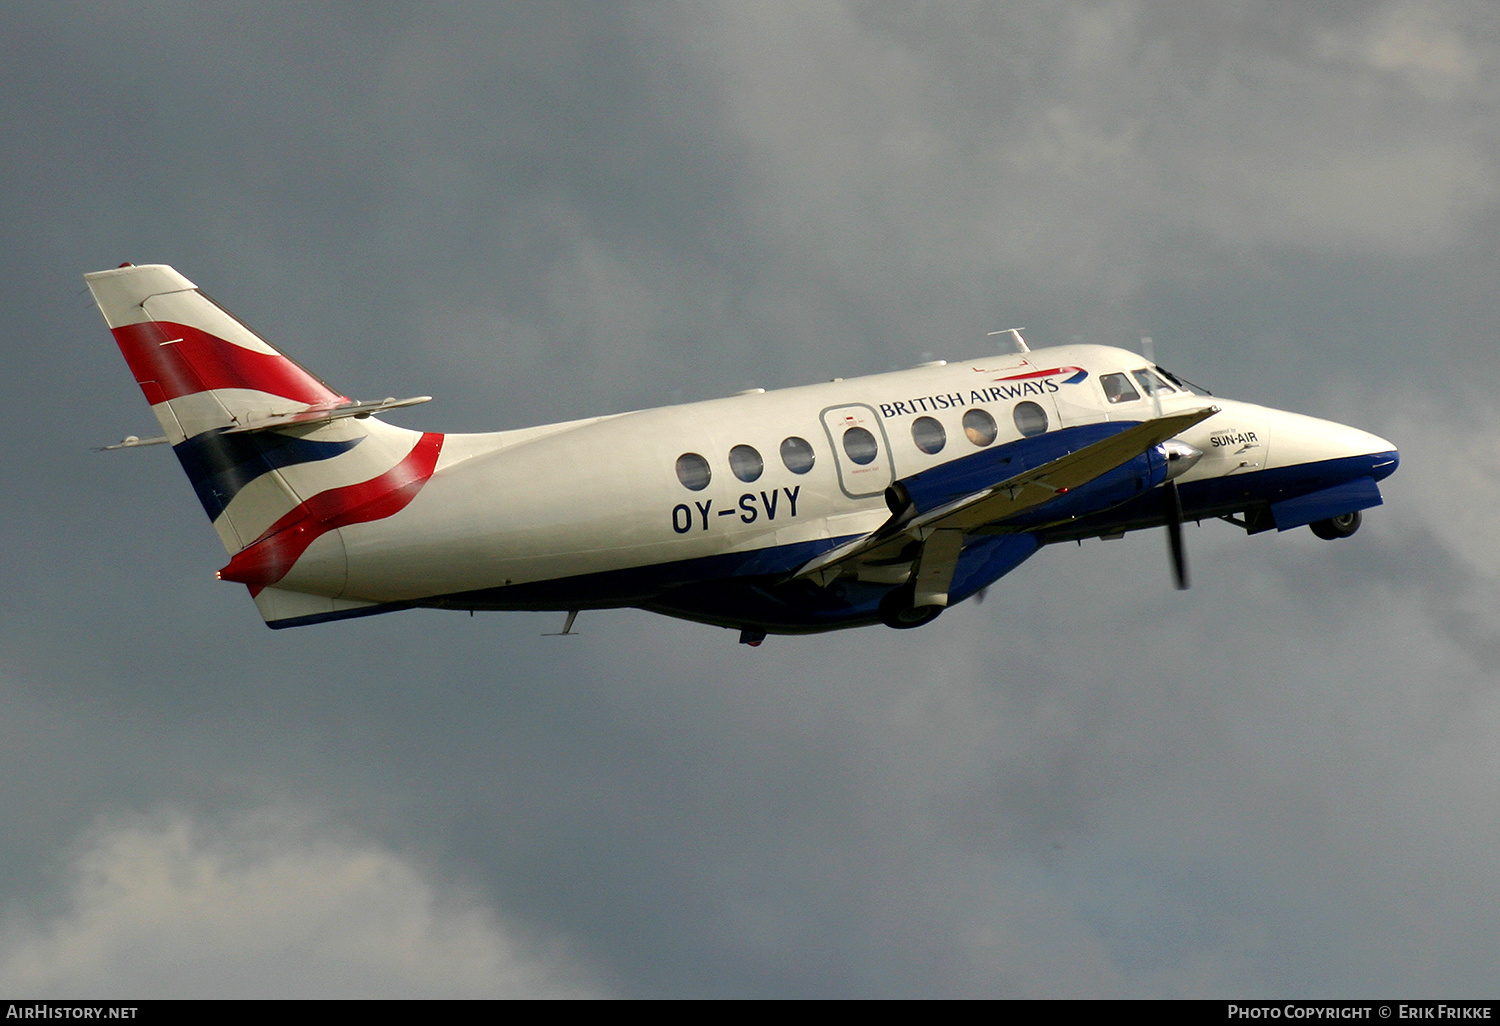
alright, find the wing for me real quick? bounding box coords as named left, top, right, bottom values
left=793, top=407, right=1218, bottom=604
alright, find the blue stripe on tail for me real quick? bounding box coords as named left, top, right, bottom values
left=173, top=431, right=362, bottom=520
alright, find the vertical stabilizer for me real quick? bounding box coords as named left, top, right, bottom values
left=86, top=264, right=347, bottom=443
left=87, top=264, right=444, bottom=626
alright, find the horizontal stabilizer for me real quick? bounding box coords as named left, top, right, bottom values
left=97, top=434, right=170, bottom=451
left=220, top=395, right=433, bottom=435
left=97, top=396, right=429, bottom=450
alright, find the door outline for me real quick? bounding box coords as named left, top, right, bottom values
left=820, top=403, right=895, bottom=500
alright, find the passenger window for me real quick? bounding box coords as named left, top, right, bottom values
left=1013, top=401, right=1048, bottom=438
left=962, top=408, right=997, bottom=447
left=780, top=436, right=815, bottom=474
left=842, top=426, right=879, bottom=465
left=729, top=444, right=764, bottom=483
left=911, top=416, right=946, bottom=454
left=675, top=452, right=711, bottom=491
left=1132, top=368, right=1175, bottom=396
left=1101, top=372, right=1140, bottom=404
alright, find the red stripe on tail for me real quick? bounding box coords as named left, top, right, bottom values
left=218, top=432, right=444, bottom=595
left=113, top=321, right=346, bottom=407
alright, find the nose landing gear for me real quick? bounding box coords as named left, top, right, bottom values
left=1310, top=510, right=1362, bottom=540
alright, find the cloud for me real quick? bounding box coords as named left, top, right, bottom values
left=684, top=0, right=1499, bottom=299
left=6, top=0, right=1500, bottom=999
left=0, top=808, right=605, bottom=998
left=1321, top=0, right=1483, bottom=98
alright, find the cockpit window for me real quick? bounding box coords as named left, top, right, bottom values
left=1100, top=372, right=1141, bottom=404
left=1132, top=368, right=1176, bottom=397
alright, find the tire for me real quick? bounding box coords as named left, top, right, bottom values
left=1310, top=511, right=1361, bottom=540
left=878, top=584, right=944, bottom=630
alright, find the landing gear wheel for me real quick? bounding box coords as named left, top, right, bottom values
left=878, top=584, right=944, bottom=630
left=1310, top=511, right=1362, bottom=540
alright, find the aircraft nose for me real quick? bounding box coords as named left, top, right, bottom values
left=1267, top=409, right=1398, bottom=476
left=1337, top=425, right=1399, bottom=481
left=1368, top=441, right=1399, bottom=482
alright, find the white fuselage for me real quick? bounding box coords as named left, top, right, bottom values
left=270, top=344, right=1393, bottom=608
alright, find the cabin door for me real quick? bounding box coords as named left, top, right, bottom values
left=820, top=404, right=894, bottom=500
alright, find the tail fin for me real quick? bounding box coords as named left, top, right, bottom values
left=86, top=263, right=350, bottom=441
left=87, top=264, right=443, bottom=625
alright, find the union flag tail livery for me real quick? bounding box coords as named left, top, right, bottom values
left=86, top=264, right=444, bottom=628
left=89, top=263, right=1399, bottom=643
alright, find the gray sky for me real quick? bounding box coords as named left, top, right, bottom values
left=2, top=0, right=1497, bottom=997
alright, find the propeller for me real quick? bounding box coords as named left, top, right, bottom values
left=1164, top=478, right=1189, bottom=590
left=1144, top=337, right=1192, bottom=590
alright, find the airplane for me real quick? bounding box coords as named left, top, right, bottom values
left=87, top=262, right=1399, bottom=645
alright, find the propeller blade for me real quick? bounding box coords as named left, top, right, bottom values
left=1165, top=479, right=1189, bottom=590
left=1144, top=336, right=1190, bottom=590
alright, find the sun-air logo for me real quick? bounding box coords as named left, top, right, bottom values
left=877, top=366, right=1088, bottom=419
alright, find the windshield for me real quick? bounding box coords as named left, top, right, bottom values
left=1132, top=368, right=1176, bottom=396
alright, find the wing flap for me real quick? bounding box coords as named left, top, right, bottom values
left=909, top=528, right=965, bottom=607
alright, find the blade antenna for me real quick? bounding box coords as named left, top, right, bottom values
left=988, top=328, right=1029, bottom=353
left=544, top=609, right=580, bottom=636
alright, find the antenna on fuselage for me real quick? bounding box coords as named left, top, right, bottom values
left=544, top=609, right=580, bottom=636
left=988, top=328, right=1028, bottom=353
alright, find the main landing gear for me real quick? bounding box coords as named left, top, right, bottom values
left=878, top=582, right=944, bottom=630
left=1309, top=510, right=1362, bottom=540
